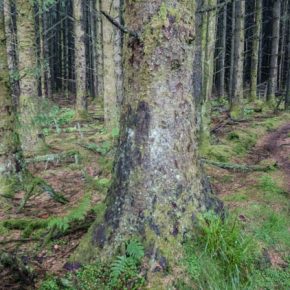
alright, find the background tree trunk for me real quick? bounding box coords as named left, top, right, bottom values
left=285, top=9, right=290, bottom=110
left=95, top=0, right=104, bottom=100
left=102, top=0, right=122, bottom=131
left=250, top=0, right=262, bottom=102
left=267, top=0, right=281, bottom=104
left=3, top=0, right=19, bottom=107
left=200, top=0, right=217, bottom=148
left=230, top=0, right=245, bottom=118
left=74, top=1, right=223, bottom=279
left=217, top=1, right=227, bottom=99
left=74, top=0, right=88, bottom=116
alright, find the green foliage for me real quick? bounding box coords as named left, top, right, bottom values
left=223, top=192, right=248, bottom=202
left=95, top=178, right=111, bottom=193
left=255, top=211, right=289, bottom=247
left=251, top=266, right=290, bottom=289
left=126, top=239, right=145, bottom=260
left=109, top=239, right=145, bottom=288
left=39, top=239, right=145, bottom=290
left=39, top=276, right=60, bottom=290
left=184, top=212, right=257, bottom=289
left=33, top=101, right=75, bottom=135
left=258, top=174, right=286, bottom=195
left=3, top=218, right=48, bottom=238
left=111, top=127, right=120, bottom=139
left=48, top=194, right=91, bottom=232
left=83, top=141, right=112, bottom=156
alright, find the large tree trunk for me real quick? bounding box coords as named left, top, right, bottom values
left=267, top=0, right=281, bottom=104
left=102, top=0, right=123, bottom=131
left=74, top=0, right=223, bottom=282
left=16, top=0, right=42, bottom=154
left=250, top=0, right=262, bottom=102
left=0, top=6, right=22, bottom=194
left=73, top=0, right=88, bottom=116
left=230, top=0, right=245, bottom=118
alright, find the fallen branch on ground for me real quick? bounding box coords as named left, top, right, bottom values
left=25, top=151, right=80, bottom=165
left=202, top=159, right=276, bottom=172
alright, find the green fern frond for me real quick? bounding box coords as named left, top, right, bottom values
left=110, top=255, right=128, bottom=282
left=126, top=239, right=144, bottom=260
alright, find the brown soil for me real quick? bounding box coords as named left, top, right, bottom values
left=0, top=104, right=106, bottom=290
left=255, top=123, right=290, bottom=192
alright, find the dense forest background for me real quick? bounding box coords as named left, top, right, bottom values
left=0, top=0, right=290, bottom=289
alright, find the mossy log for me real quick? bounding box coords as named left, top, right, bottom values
left=202, top=158, right=276, bottom=172
left=25, top=151, right=80, bottom=165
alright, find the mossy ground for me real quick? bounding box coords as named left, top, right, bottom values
left=1, top=98, right=290, bottom=289
left=0, top=100, right=114, bottom=288
left=199, top=105, right=290, bottom=289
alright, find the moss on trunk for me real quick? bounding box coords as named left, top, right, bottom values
left=0, top=6, right=22, bottom=194
left=73, top=1, right=223, bottom=285
left=16, top=0, right=42, bottom=154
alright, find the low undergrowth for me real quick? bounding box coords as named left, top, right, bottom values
left=39, top=239, right=145, bottom=290
left=183, top=212, right=257, bottom=289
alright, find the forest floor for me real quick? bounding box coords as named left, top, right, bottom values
left=0, top=101, right=290, bottom=289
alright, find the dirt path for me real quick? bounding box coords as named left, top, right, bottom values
left=256, top=123, right=290, bottom=192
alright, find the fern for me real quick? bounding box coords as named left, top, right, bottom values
left=126, top=239, right=144, bottom=261
left=110, top=256, right=129, bottom=283
left=48, top=193, right=91, bottom=232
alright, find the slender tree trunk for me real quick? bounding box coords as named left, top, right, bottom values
left=285, top=10, right=290, bottom=110
left=200, top=0, right=217, bottom=148
left=230, top=0, right=245, bottom=118
left=217, top=1, right=227, bottom=99
left=73, top=1, right=223, bottom=282
left=229, top=0, right=236, bottom=99
left=250, top=0, right=262, bottom=102
left=278, top=0, right=288, bottom=91
left=102, top=0, right=123, bottom=130
left=267, top=0, right=281, bottom=104
left=0, top=6, right=22, bottom=194
left=90, top=0, right=98, bottom=99
left=16, top=0, right=42, bottom=154
left=73, top=0, right=88, bottom=116
left=95, top=0, right=104, bottom=100
left=3, top=0, right=19, bottom=107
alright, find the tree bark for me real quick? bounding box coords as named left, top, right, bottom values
left=102, top=0, right=123, bottom=131
left=16, top=0, right=42, bottom=154
left=230, top=0, right=245, bottom=118
left=250, top=0, right=262, bottom=102
left=217, top=1, right=227, bottom=99
left=0, top=6, right=22, bottom=194
left=267, top=0, right=281, bottom=104
left=200, top=0, right=217, bottom=148
left=3, top=0, right=19, bottom=107
left=95, top=0, right=104, bottom=100
left=73, top=1, right=223, bottom=282
left=285, top=9, right=290, bottom=110
left=73, top=0, right=88, bottom=116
